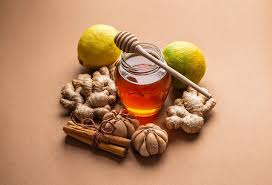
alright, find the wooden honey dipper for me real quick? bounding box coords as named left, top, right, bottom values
left=114, top=31, right=212, bottom=98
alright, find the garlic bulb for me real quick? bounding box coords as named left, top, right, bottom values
left=131, top=123, right=168, bottom=157
left=101, top=110, right=139, bottom=138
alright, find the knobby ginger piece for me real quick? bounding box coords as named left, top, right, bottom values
left=165, top=87, right=216, bottom=134
left=60, top=66, right=117, bottom=123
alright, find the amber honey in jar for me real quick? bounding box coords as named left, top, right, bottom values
left=115, top=43, right=171, bottom=117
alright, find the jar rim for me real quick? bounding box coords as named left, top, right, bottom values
left=120, top=42, right=164, bottom=75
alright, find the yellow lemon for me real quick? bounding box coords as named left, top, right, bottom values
left=77, top=24, right=121, bottom=68
left=163, top=41, right=206, bottom=89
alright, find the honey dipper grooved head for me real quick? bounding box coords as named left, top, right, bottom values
left=114, top=31, right=140, bottom=53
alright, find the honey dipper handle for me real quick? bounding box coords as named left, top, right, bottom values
left=136, top=45, right=212, bottom=98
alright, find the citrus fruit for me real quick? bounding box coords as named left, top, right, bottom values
left=163, top=41, right=206, bottom=89
left=77, top=24, right=121, bottom=68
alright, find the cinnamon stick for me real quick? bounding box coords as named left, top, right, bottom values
left=63, top=121, right=130, bottom=157
left=65, top=121, right=131, bottom=148
left=65, top=132, right=127, bottom=157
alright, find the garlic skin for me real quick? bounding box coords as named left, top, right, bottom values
left=131, top=123, right=168, bottom=157
left=101, top=110, right=140, bottom=138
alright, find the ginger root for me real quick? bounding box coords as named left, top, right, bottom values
left=60, top=66, right=117, bottom=123
left=165, top=87, right=216, bottom=134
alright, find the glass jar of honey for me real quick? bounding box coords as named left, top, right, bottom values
left=115, top=43, right=171, bottom=117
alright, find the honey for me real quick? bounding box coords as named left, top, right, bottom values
left=115, top=43, right=171, bottom=117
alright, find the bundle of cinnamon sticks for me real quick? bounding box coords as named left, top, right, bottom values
left=63, top=121, right=131, bottom=157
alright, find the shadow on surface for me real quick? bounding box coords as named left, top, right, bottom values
left=75, top=65, right=93, bottom=75
left=168, top=129, right=200, bottom=144
left=58, top=109, right=72, bottom=118
left=205, top=111, right=216, bottom=123
left=132, top=148, right=164, bottom=167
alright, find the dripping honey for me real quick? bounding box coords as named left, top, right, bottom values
left=115, top=44, right=171, bottom=117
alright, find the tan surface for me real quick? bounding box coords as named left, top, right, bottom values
left=1, top=0, right=272, bottom=184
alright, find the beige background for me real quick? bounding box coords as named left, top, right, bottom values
left=1, top=0, right=272, bottom=184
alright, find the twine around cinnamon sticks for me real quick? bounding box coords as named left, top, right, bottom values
left=63, top=121, right=131, bottom=157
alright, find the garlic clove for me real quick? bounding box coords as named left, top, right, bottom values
left=133, top=131, right=145, bottom=151
left=154, top=129, right=168, bottom=143
left=146, top=133, right=159, bottom=155
left=123, top=120, right=136, bottom=138
left=113, top=120, right=128, bottom=138
left=131, top=129, right=142, bottom=141
left=157, top=136, right=167, bottom=154
left=139, top=140, right=150, bottom=157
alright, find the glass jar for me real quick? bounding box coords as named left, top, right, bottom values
left=114, top=43, right=171, bottom=117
